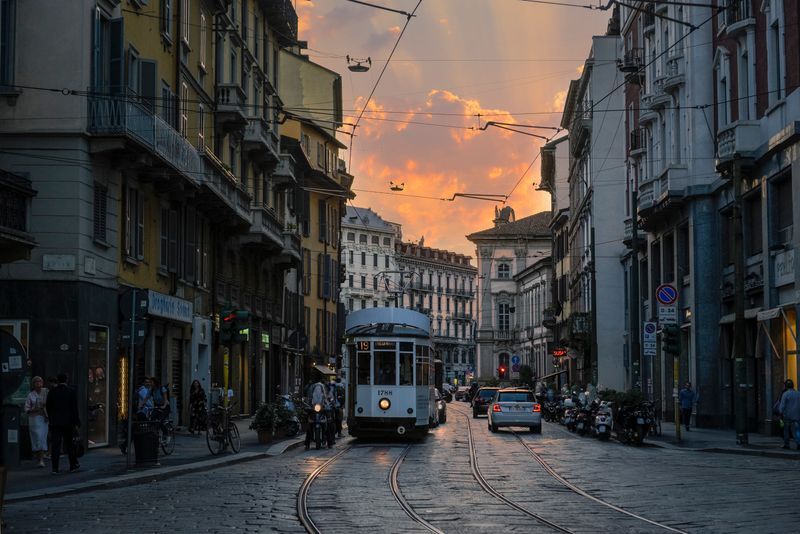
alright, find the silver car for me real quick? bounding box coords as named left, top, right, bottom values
left=487, top=389, right=542, bottom=434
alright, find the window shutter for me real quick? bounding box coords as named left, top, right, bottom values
left=140, top=60, right=157, bottom=112
left=317, top=253, right=323, bottom=297
left=109, top=18, right=125, bottom=94
left=318, top=199, right=326, bottom=241
left=168, top=209, right=178, bottom=273
left=323, top=255, right=331, bottom=300
left=91, top=8, right=102, bottom=90
left=160, top=207, right=169, bottom=270
left=93, top=183, right=107, bottom=242
left=123, top=186, right=132, bottom=257
left=136, top=189, right=145, bottom=260
left=185, top=206, right=196, bottom=282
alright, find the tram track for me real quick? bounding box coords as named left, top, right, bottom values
left=459, top=409, right=574, bottom=534
left=510, top=430, right=688, bottom=534
left=298, top=444, right=442, bottom=534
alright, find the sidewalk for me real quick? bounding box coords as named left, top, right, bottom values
left=648, top=421, right=800, bottom=459
left=2, top=418, right=304, bottom=503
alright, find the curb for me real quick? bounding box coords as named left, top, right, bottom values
left=4, top=437, right=305, bottom=504
left=646, top=440, right=800, bottom=460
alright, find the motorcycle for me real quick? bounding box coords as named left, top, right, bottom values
left=615, top=402, right=649, bottom=446
left=575, top=403, right=592, bottom=436
left=594, top=401, right=613, bottom=440
left=305, top=402, right=329, bottom=450
left=543, top=400, right=560, bottom=422
left=563, top=399, right=577, bottom=432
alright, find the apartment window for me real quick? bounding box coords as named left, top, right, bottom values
left=181, top=0, right=190, bottom=45
left=359, top=234, right=367, bottom=244
left=361, top=299, right=366, bottom=310
left=384, top=255, right=389, bottom=268
left=361, top=275, right=366, bottom=289
left=347, top=250, right=353, bottom=265
left=161, top=82, right=176, bottom=126
left=497, top=263, right=510, bottom=279
left=124, top=185, right=145, bottom=260
left=348, top=298, right=353, bottom=310
left=371, top=235, right=379, bottom=245
left=303, top=249, right=311, bottom=295
left=229, top=140, right=237, bottom=177
left=774, top=178, right=793, bottom=245
left=383, top=237, right=391, bottom=246
left=230, top=48, right=237, bottom=84
left=159, top=208, right=180, bottom=273
left=183, top=207, right=197, bottom=282
left=744, top=191, right=763, bottom=256
left=348, top=274, right=353, bottom=288
left=373, top=277, right=378, bottom=290
left=198, top=104, right=205, bottom=148
left=768, top=15, right=784, bottom=107
left=317, top=142, right=324, bottom=167
left=159, top=207, right=169, bottom=270
left=160, top=0, right=172, bottom=42
left=318, top=199, right=327, bottom=242
left=347, top=232, right=355, bottom=241
left=738, top=48, right=750, bottom=120
left=373, top=253, right=378, bottom=267
left=373, top=300, right=378, bottom=308
left=715, top=52, right=730, bottom=129
left=91, top=9, right=124, bottom=93
left=93, top=183, right=108, bottom=243
left=180, top=82, right=188, bottom=137
left=317, top=254, right=323, bottom=297
left=199, top=14, right=207, bottom=70
left=0, top=0, right=15, bottom=87
left=497, top=302, right=510, bottom=330
left=361, top=252, right=365, bottom=266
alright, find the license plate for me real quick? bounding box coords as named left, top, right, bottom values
left=510, top=404, right=522, bottom=411
left=637, top=417, right=645, bottom=424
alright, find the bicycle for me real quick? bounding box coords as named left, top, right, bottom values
left=159, top=418, right=175, bottom=455
left=206, top=401, right=241, bottom=455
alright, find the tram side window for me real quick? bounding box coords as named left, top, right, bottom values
left=415, top=346, right=423, bottom=386
left=357, top=352, right=371, bottom=385
left=374, top=351, right=397, bottom=385
left=399, top=352, right=413, bottom=385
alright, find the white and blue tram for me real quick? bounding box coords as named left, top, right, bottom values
left=345, top=308, right=436, bottom=438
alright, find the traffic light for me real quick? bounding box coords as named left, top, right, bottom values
left=662, top=325, right=680, bottom=355
left=232, top=310, right=251, bottom=342
left=220, top=308, right=235, bottom=345
left=498, top=365, right=507, bottom=380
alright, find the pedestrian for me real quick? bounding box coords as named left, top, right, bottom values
left=136, top=377, right=154, bottom=420
left=779, top=379, right=800, bottom=450
left=304, top=379, right=328, bottom=450
left=328, top=378, right=345, bottom=438
left=151, top=377, right=170, bottom=422
left=24, top=376, right=48, bottom=468
left=679, top=382, right=696, bottom=431
left=189, top=380, right=207, bottom=435
left=45, top=373, right=80, bottom=474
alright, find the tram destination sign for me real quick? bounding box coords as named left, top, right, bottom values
left=374, top=340, right=396, bottom=349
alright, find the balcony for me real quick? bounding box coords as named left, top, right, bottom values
left=197, top=147, right=252, bottom=226
left=639, top=165, right=688, bottom=229
left=663, top=57, right=685, bottom=92
left=215, top=83, right=248, bottom=129
left=0, top=170, right=37, bottom=263
left=280, top=228, right=302, bottom=263
left=453, top=312, right=473, bottom=321
left=647, top=77, right=671, bottom=109
left=494, top=329, right=516, bottom=341
left=623, top=217, right=647, bottom=250
left=629, top=127, right=647, bottom=155
left=723, top=0, right=755, bottom=34
left=243, top=117, right=279, bottom=165
left=261, top=0, right=299, bottom=45
left=619, top=48, right=643, bottom=73
left=249, top=206, right=284, bottom=250
left=273, top=153, right=297, bottom=187
left=638, top=179, right=657, bottom=211
left=716, top=120, right=761, bottom=169
left=87, top=93, right=202, bottom=185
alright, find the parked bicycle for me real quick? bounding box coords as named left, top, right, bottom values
left=206, top=401, right=241, bottom=455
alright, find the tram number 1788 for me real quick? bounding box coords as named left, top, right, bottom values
left=377, top=390, right=393, bottom=396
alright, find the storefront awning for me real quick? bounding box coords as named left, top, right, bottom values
left=719, top=308, right=762, bottom=324
left=314, top=364, right=337, bottom=376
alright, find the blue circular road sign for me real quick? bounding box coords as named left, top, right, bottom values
left=656, top=284, right=678, bottom=305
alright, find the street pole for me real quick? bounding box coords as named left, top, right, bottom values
left=732, top=159, right=748, bottom=445
left=674, top=354, right=681, bottom=441
left=630, top=189, right=641, bottom=393
left=223, top=346, right=230, bottom=410
left=589, top=227, right=599, bottom=386
left=125, top=288, right=136, bottom=470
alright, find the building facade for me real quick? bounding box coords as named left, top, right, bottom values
left=514, top=257, right=554, bottom=382
left=0, top=0, right=323, bottom=454
left=395, top=239, right=477, bottom=384
left=340, top=206, right=398, bottom=312
left=467, top=208, right=551, bottom=382
left=559, top=25, right=628, bottom=391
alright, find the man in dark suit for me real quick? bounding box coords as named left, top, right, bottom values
left=45, top=372, right=81, bottom=474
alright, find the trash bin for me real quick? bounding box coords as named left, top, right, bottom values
left=132, top=421, right=159, bottom=465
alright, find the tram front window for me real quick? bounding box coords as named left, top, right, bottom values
left=399, top=352, right=413, bottom=385
left=374, top=351, right=397, bottom=385
left=357, top=352, right=371, bottom=385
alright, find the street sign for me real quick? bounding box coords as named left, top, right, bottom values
left=658, top=306, right=678, bottom=325
left=511, top=363, right=521, bottom=372
left=511, top=355, right=520, bottom=365
left=655, top=284, right=678, bottom=306
left=643, top=321, right=657, bottom=356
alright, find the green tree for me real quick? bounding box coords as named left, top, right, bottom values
left=519, top=365, right=534, bottom=385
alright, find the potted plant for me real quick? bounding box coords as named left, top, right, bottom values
left=250, top=401, right=293, bottom=443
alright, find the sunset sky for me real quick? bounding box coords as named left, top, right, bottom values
left=296, top=0, right=609, bottom=256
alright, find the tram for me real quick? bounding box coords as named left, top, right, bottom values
left=344, top=307, right=435, bottom=438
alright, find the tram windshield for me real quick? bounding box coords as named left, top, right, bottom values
left=374, top=351, right=396, bottom=385
left=357, top=351, right=370, bottom=385
left=399, top=352, right=413, bottom=385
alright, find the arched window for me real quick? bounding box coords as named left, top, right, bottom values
left=498, top=263, right=511, bottom=279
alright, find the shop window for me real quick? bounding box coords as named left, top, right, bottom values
left=88, top=325, right=109, bottom=447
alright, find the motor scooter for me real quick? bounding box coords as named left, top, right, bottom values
left=305, top=402, right=328, bottom=450
left=594, top=401, right=613, bottom=440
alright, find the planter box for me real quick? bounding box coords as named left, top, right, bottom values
left=257, top=430, right=274, bottom=444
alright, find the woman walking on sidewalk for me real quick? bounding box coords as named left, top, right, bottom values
left=189, top=380, right=207, bottom=434
left=24, top=376, right=48, bottom=468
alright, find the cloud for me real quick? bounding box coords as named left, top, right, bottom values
left=551, top=90, right=567, bottom=113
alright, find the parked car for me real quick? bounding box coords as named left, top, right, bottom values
left=454, top=386, right=471, bottom=402
left=435, top=388, right=447, bottom=424
left=487, top=388, right=542, bottom=433
left=471, top=387, right=499, bottom=418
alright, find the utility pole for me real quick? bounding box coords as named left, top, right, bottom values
left=630, top=189, right=641, bottom=393
left=732, top=159, right=748, bottom=445
left=589, top=227, right=599, bottom=386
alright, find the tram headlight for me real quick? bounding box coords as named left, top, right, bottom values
left=314, top=403, right=322, bottom=413
left=378, top=398, right=391, bottom=411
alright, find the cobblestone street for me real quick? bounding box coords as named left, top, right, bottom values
left=4, top=403, right=797, bottom=533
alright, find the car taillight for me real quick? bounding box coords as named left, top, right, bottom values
left=533, top=404, right=541, bottom=412
left=492, top=404, right=502, bottom=413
